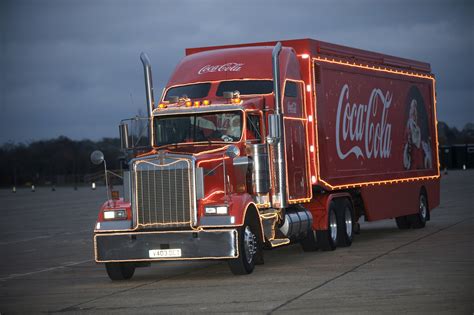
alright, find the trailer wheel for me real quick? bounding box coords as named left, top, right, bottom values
left=105, top=262, right=135, bottom=281
left=228, top=219, right=259, bottom=275
left=408, top=193, right=428, bottom=229
left=395, top=216, right=411, bottom=229
left=300, top=229, right=318, bottom=252
left=316, top=201, right=338, bottom=251
left=337, top=199, right=354, bottom=247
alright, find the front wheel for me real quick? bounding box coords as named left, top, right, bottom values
left=228, top=224, right=259, bottom=275
left=105, top=262, right=135, bottom=281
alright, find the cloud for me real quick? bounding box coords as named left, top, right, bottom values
left=1, top=0, right=473, bottom=144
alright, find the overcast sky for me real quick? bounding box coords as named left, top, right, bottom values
left=1, top=0, right=473, bottom=144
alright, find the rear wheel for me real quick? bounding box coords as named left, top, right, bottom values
left=105, top=262, right=135, bottom=281
left=317, top=201, right=338, bottom=251
left=228, top=222, right=259, bottom=275
left=300, top=229, right=318, bottom=252
left=395, top=215, right=411, bottom=229
left=337, top=199, right=354, bottom=247
left=408, top=193, right=428, bottom=229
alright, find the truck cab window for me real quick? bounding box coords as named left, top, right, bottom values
left=154, top=111, right=243, bottom=146
left=164, top=83, right=211, bottom=101
left=246, top=114, right=262, bottom=142
left=216, top=80, right=273, bottom=96
left=284, top=81, right=298, bottom=97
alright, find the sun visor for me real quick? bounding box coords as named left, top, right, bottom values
left=166, top=47, right=297, bottom=87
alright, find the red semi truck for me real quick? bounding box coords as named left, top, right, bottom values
left=93, top=38, right=440, bottom=280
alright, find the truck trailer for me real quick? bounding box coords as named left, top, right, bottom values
left=93, top=38, right=440, bottom=280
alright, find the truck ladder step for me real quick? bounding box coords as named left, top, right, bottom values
left=269, top=238, right=290, bottom=248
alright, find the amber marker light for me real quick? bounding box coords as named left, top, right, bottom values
left=203, top=99, right=211, bottom=105
left=194, top=101, right=201, bottom=107
left=185, top=101, right=192, bottom=107
left=232, top=98, right=241, bottom=104
left=158, top=103, right=167, bottom=109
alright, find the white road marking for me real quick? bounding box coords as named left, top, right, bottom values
left=0, top=259, right=93, bottom=281
left=0, top=229, right=92, bottom=246
left=0, top=235, right=51, bottom=245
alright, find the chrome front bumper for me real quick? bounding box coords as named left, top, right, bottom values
left=94, top=229, right=238, bottom=263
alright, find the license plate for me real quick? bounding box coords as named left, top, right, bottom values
left=149, top=248, right=182, bottom=258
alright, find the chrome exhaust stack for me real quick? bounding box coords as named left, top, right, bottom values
left=140, top=52, right=155, bottom=119
left=267, top=42, right=287, bottom=209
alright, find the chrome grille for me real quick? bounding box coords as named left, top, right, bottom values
left=133, top=157, right=194, bottom=228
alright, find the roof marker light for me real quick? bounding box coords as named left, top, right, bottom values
left=301, top=54, right=310, bottom=59
left=194, top=101, right=201, bottom=107
left=203, top=99, right=211, bottom=105
left=185, top=101, right=192, bottom=107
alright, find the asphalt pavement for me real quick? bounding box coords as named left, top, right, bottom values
left=0, top=171, right=473, bottom=314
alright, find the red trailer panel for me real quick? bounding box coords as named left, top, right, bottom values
left=313, top=58, right=439, bottom=189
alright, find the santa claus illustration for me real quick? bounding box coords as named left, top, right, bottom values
left=403, top=99, right=433, bottom=170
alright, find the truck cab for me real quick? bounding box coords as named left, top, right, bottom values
left=94, top=44, right=313, bottom=280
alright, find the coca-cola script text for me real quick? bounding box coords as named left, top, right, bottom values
left=198, top=63, right=244, bottom=75
left=335, top=84, right=393, bottom=160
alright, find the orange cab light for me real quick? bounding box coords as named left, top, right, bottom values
left=203, top=99, right=211, bottom=105
left=185, top=101, right=192, bottom=107
left=158, top=103, right=167, bottom=109
left=232, top=98, right=241, bottom=104
left=194, top=101, right=201, bottom=107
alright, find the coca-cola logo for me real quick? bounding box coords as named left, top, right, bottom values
left=335, top=84, right=393, bottom=160
left=198, top=63, right=244, bottom=75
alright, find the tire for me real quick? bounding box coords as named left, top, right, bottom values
left=105, top=262, right=135, bottom=281
left=300, top=229, right=318, bottom=252
left=336, top=199, right=354, bottom=247
left=395, top=215, right=411, bottom=229
left=228, top=221, right=259, bottom=275
left=408, top=193, right=428, bottom=229
left=316, top=201, right=338, bottom=251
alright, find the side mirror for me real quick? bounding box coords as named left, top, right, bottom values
left=119, top=123, right=130, bottom=151
left=267, top=114, right=281, bottom=144
left=225, top=145, right=240, bottom=159
left=90, top=150, right=105, bottom=165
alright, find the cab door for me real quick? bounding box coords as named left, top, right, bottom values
left=283, top=81, right=310, bottom=202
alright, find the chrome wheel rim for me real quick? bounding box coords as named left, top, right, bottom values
left=420, top=195, right=427, bottom=221
left=345, top=206, right=353, bottom=238
left=329, top=209, right=337, bottom=242
left=243, top=226, right=257, bottom=264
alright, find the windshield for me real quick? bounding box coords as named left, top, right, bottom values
left=154, top=111, right=242, bottom=146
left=164, top=83, right=211, bottom=101
left=216, top=80, right=273, bottom=96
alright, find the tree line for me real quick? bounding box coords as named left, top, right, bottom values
left=0, top=121, right=473, bottom=187
left=0, top=136, right=122, bottom=187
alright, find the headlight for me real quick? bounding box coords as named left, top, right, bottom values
left=205, top=206, right=228, bottom=215
left=103, top=209, right=127, bottom=220
left=216, top=206, right=228, bottom=214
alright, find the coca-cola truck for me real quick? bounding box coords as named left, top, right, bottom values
left=92, top=38, right=440, bottom=280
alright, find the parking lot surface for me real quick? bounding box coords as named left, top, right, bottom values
left=1, top=171, right=473, bottom=314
